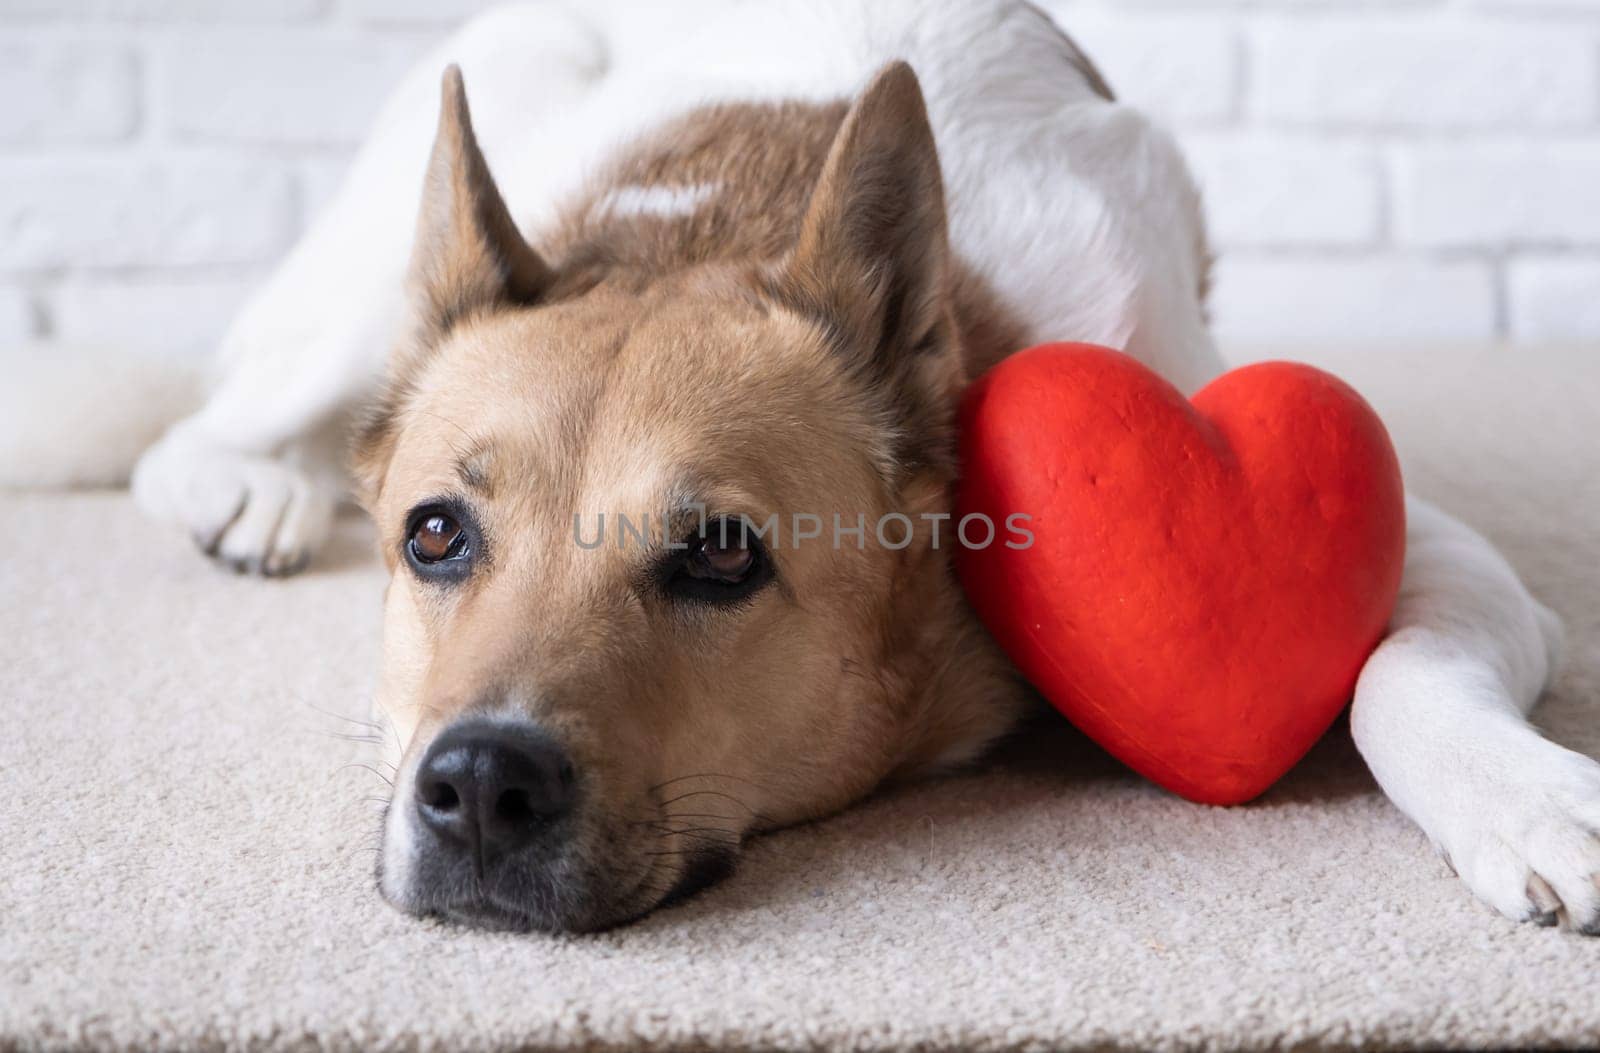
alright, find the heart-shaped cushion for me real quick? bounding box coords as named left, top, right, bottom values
left=955, top=344, right=1405, bottom=805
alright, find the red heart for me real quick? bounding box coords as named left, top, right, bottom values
left=955, top=344, right=1405, bottom=805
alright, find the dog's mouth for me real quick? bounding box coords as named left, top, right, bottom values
left=429, top=894, right=545, bottom=933
left=653, top=843, right=740, bottom=910
left=376, top=800, right=744, bottom=933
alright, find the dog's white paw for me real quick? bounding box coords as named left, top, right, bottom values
left=1439, top=741, right=1600, bottom=933
left=132, top=422, right=336, bottom=576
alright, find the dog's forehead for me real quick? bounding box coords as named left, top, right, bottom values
left=411, top=293, right=873, bottom=506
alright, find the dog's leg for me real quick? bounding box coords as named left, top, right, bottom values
left=1351, top=496, right=1599, bottom=931
left=133, top=5, right=607, bottom=574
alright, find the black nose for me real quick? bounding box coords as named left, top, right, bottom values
left=414, top=719, right=577, bottom=865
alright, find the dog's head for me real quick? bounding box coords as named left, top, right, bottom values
left=355, top=63, right=1019, bottom=931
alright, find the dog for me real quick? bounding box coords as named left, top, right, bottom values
left=128, top=0, right=1599, bottom=933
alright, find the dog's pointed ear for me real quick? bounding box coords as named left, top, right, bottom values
left=356, top=66, right=553, bottom=510
left=777, top=61, right=955, bottom=386
left=407, top=64, right=553, bottom=339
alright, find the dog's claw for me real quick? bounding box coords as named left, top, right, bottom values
left=1444, top=753, right=1600, bottom=935
left=134, top=424, right=335, bottom=578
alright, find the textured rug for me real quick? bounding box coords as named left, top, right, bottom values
left=3, top=347, right=1598, bottom=1051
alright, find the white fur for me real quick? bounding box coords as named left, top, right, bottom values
left=381, top=751, right=421, bottom=909
left=94, top=0, right=1600, bottom=929
left=594, top=182, right=720, bottom=220
left=1352, top=499, right=1598, bottom=929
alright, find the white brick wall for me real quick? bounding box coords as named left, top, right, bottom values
left=0, top=158, right=296, bottom=270
left=1508, top=256, right=1600, bottom=342
left=2, top=0, right=1598, bottom=356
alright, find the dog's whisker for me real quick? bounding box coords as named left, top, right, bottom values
left=417, top=409, right=480, bottom=454
left=297, top=697, right=386, bottom=728
left=647, top=824, right=741, bottom=838
left=643, top=831, right=742, bottom=849
left=655, top=788, right=769, bottom=821
left=645, top=813, right=739, bottom=826
left=648, top=771, right=773, bottom=794
left=643, top=830, right=740, bottom=847
left=637, top=811, right=744, bottom=824
left=631, top=809, right=742, bottom=822
left=329, top=762, right=395, bottom=787
left=319, top=730, right=387, bottom=745
left=644, top=830, right=743, bottom=847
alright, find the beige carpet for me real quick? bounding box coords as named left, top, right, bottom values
left=3, top=347, right=1598, bottom=1051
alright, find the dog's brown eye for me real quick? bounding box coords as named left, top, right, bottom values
left=689, top=528, right=754, bottom=582
left=410, top=513, right=464, bottom=564
left=664, top=516, right=771, bottom=605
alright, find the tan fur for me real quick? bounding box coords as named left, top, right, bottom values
left=358, top=62, right=1030, bottom=930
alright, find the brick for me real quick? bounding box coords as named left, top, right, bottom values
left=1038, top=7, right=1240, bottom=123
left=160, top=31, right=426, bottom=146
left=1393, top=143, right=1600, bottom=249
left=1507, top=257, right=1600, bottom=343
left=1252, top=19, right=1598, bottom=129
left=47, top=277, right=256, bottom=357
left=0, top=159, right=296, bottom=271
left=0, top=41, right=138, bottom=144
left=0, top=0, right=326, bottom=19
left=1210, top=256, right=1498, bottom=349
left=0, top=287, right=36, bottom=342
left=1181, top=134, right=1382, bottom=248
